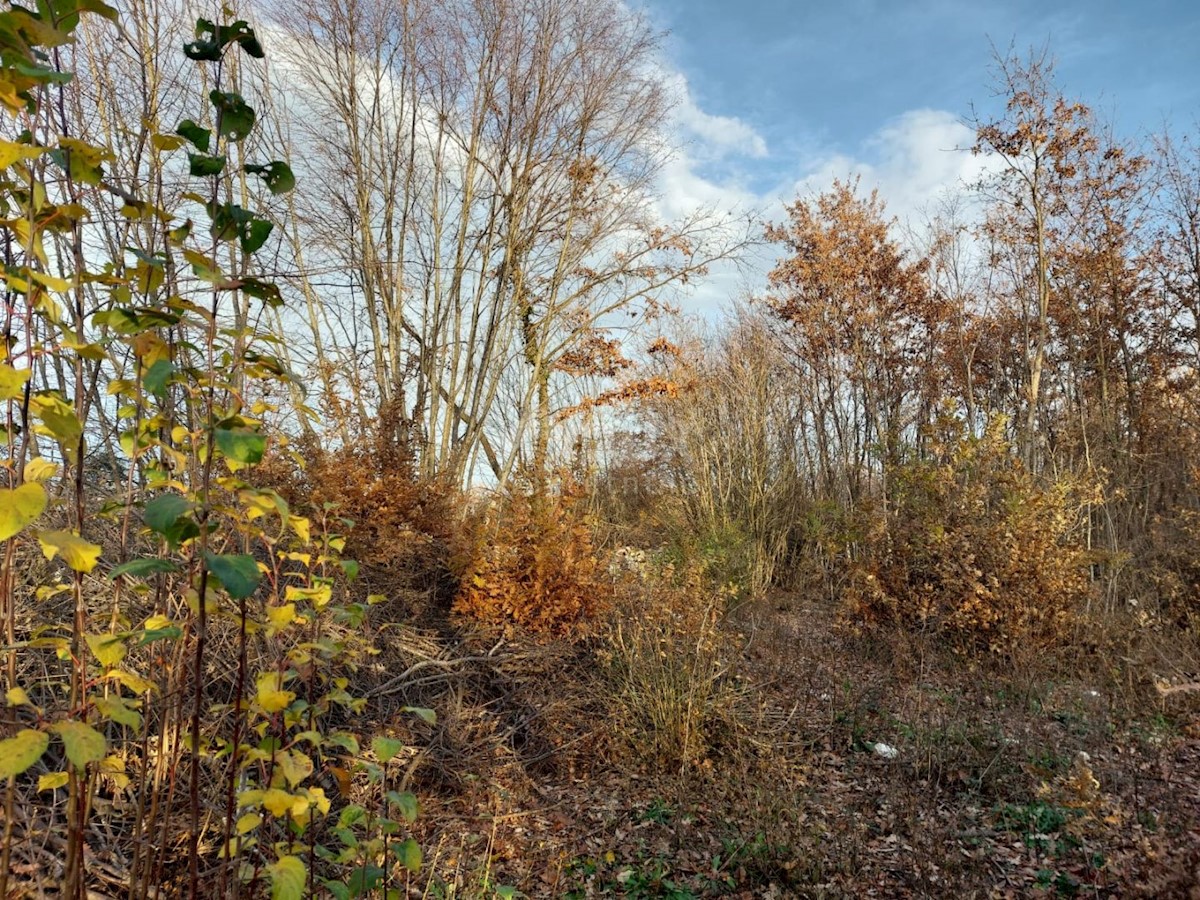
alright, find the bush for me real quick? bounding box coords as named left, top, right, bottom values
left=845, top=417, right=1094, bottom=651
left=452, top=473, right=611, bottom=634
left=601, top=569, right=739, bottom=770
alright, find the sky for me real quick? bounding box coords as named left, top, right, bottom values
left=641, top=0, right=1200, bottom=308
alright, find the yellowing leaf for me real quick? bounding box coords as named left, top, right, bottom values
left=109, top=669, right=156, bottom=695
left=305, top=786, right=331, bottom=816
left=261, top=787, right=307, bottom=818
left=255, top=671, right=295, bottom=714
left=0, top=140, right=46, bottom=169
left=236, top=812, right=261, bottom=834
left=85, top=632, right=126, bottom=668
left=93, top=694, right=142, bottom=729
left=0, top=363, right=31, bottom=401
left=271, top=748, right=313, bottom=788
left=6, top=687, right=31, bottom=707
left=0, top=482, right=47, bottom=541
left=0, top=729, right=48, bottom=778
left=290, top=516, right=310, bottom=545
left=38, top=771, right=69, bottom=791
left=24, top=459, right=59, bottom=483
left=267, top=855, right=306, bottom=900
left=37, top=530, right=102, bottom=573
left=51, top=721, right=106, bottom=772
left=266, top=603, right=296, bottom=634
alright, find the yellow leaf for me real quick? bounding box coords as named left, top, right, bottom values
left=271, top=748, right=313, bottom=789
left=0, top=729, right=48, bottom=777
left=6, top=687, right=31, bottom=707
left=108, top=669, right=156, bottom=695
left=305, top=786, right=331, bottom=816
left=51, top=721, right=106, bottom=772
left=0, top=139, right=46, bottom=169
left=0, top=482, right=47, bottom=541
left=261, top=787, right=308, bottom=819
left=268, top=855, right=306, bottom=900
left=0, top=362, right=31, bottom=401
left=284, top=584, right=332, bottom=610
left=266, top=603, right=296, bottom=635
left=29, top=270, right=70, bottom=293
left=37, top=530, right=102, bottom=573
left=290, top=516, right=310, bottom=545
left=38, top=771, right=69, bottom=791
left=236, top=812, right=261, bottom=834
left=255, top=671, right=295, bottom=714
left=85, top=633, right=126, bottom=668
left=24, top=459, right=59, bottom=483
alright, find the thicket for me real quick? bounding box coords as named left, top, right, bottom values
left=0, top=7, right=427, bottom=898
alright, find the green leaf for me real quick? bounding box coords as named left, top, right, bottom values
left=371, top=736, right=403, bottom=764
left=215, top=427, right=265, bottom=465
left=245, top=161, right=295, bottom=195
left=237, top=277, right=283, bottom=307
left=176, top=119, right=211, bottom=153
left=109, top=557, right=179, bottom=580
left=52, top=721, right=106, bottom=772
left=267, top=855, right=306, bottom=900
left=143, top=494, right=196, bottom=548
left=188, top=152, right=225, bottom=177
left=242, top=217, right=273, bottom=254
left=185, top=18, right=264, bottom=61
left=210, top=90, right=255, bottom=141
left=29, top=394, right=82, bottom=462
left=402, top=706, right=437, bottom=726
left=387, top=790, right=419, bottom=823
left=393, top=838, right=422, bottom=874
left=0, top=482, right=47, bottom=540
left=143, top=359, right=173, bottom=397
left=93, top=694, right=142, bottom=729
left=205, top=552, right=261, bottom=599
left=0, top=729, right=48, bottom=778
left=347, top=865, right=384, bottom=895
left=323, top=882, right=351, bottom=900
left=340, top=559, right=360, bottom=582
left=208, top=202, right=274, bottom=254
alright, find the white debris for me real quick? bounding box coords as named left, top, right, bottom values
left=871, top=742, right=899, bottom=760
left=607, top=546, right=649, bottom=580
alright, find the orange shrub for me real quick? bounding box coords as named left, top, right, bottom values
left=845, top=418, right=1094, bottom=651
left=453, top=473, right=610, bottom=635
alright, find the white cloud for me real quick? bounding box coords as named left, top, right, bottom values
left=786, top=109, right=992, bottom=226
left=665, top=73, right=769, bottom=161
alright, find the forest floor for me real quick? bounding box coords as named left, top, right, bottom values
left=388, top=596, right=1200, bottom=899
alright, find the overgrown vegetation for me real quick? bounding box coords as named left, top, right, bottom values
left=2, top=1, right=1200, bottom=898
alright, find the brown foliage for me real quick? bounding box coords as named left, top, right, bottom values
left=452, top=474, right=611, bottom=634
left=260, top=416, right=461, bottom=611
left=845, top=417, right=1095, bottom=651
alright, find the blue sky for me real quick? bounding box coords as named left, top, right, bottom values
left=643, top=0, right=1200, bottom=242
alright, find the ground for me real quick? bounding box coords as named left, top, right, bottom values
left=386, top=596, right=1200, bottom=899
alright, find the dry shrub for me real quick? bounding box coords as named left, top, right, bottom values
left=258, top=417, right=461, bottom=613
left=845, top=417, right=1094, bottom=651
left=601, top=568, right=740, bottom=771
left=452, top=473, right=610, bottom=634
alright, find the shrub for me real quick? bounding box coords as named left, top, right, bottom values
left=601, top=569, right=739, bottom=770
left=452, top=473, right=610, bottom=634
left=845, top=417, right=1094, bottom=651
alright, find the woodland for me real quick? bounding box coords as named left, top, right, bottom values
left=1, top=0, right=1200, bottom=897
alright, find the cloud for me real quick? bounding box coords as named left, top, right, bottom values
left=666, top=72, right=769, bottom=161
left=787, top=109, right=991, bottom=225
